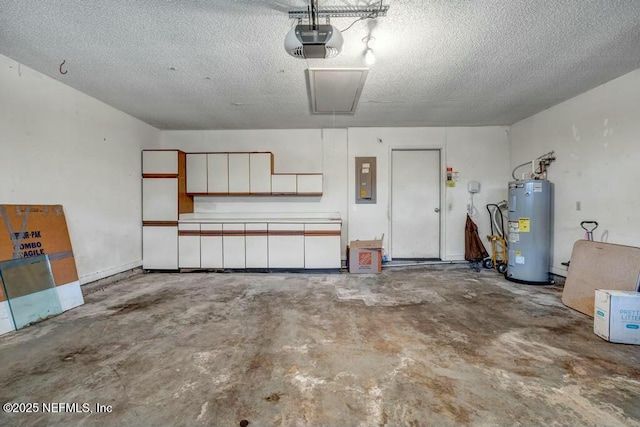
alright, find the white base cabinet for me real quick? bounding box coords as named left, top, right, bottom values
left=179, top=223, right=201, bottom=268
left=223, top=224, right=246, bottom=269
left=143, top=213, right=341, bottom=271
left=143, top=226, right=178, bottom=270
left=268, top=223, right=305, bottom=269
left=201, top=224, right=223, bottom=269
left=304, top=223, right=341, bottom=269
left=246, top=223, right=268, bottom=268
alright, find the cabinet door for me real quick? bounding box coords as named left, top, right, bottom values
left=271, top=174, right=297, bottom=194
left=268, top=223, right=304, bottom=268
left=246, top=223, right=268, bottom=268
left=297, top=174, right=323, bottom=194
left=201, top=223, right=223, bottom=269
left=142, top=178, right=178, bottom=221
left=143, top=226, right=178, bottom=270
left=223, top=223, right=245, bottom=268
left=207, top=154, right=229, bottom=194
left=178, top=223, right=201, bottom=268
left=304, top=223, right=341, bottom=269
left=250, top=153, right=272, bottom=194
left=143, top=150, right=178, bottom=174
left=228, top=154, right=250, bottom=193
left=186, top=154, right=207, bottom=194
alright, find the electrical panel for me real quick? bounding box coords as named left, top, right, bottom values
left=355, top=157, right=376, bottom=204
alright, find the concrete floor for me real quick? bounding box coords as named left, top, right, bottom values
left=0, top=268, right=639, bottom=427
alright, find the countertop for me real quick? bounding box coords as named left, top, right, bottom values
left=179, top=212, right=342, bottom=224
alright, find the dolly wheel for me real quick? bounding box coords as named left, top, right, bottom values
left=497, top=263, right=508, bottom=274
left=483, top=259, right=493, bottom=269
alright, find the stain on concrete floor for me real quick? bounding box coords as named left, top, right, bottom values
left=0, top=268, right=639, bottom=426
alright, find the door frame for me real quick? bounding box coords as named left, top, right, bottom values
left=388, top=147, right=445, bottom=260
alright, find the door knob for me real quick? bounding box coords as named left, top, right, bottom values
left=434, top=208, right=440, bottom=213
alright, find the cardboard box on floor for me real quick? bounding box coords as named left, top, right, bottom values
left=0, top=204, right=84, bottom=336
left=594, top=290, right=640, bottom=345
left=0, top=205, right=79, bottom=288
left=349, top=235, right=383, bottom=274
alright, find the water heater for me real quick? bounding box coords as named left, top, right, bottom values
left=506, top=179, right=553, bottom=284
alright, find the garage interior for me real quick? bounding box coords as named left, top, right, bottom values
left=1, top=1, right=639, bottom=426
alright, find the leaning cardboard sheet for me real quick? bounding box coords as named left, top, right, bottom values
left=0, top=205, right=84, bottom=335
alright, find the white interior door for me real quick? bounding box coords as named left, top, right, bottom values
left=391, top=149, right=441, bottom=259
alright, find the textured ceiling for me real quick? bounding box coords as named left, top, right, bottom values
left=1, top=0, right=639, bottom=130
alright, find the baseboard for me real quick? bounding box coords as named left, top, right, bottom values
left=551, top=265, right=569, bottom=277
left=79, top=260, right=142, bottom=285
left=441, top=255, right=465, bottom=262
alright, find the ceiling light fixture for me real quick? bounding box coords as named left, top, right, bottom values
left=362, top=36, right=376, bottom=66
left=365, top=49, right=375, bottom=66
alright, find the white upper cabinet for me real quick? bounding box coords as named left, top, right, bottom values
left=271, top=174, right=297, bottom=194
left=228, top=153, right=250, bottom=193
left=186, top=154, right=207, bottom=194
left=149, top=151, right=322, bottom=197
left=207, top=153, right=229, bottom=194
left=143, top=150, right=178, bottom=174
left=296, top=174, right=323, bottom=194
left=249, top=153, right=272, bottom=194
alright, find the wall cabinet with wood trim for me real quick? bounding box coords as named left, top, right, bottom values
left=228, top=154, right=250, bottom=194
left=271, top=174, right=297, bottom=194
left=297, top=174, right=323, bottom=195
left=249, top=153, right=272, bottom=194
left=207, top=154, right=229, bottom=194
left=143, top=150, right=178, bottom=175
left=186, top=154, right=207, bottom=194
left=184, top=151, right=322, bottom=196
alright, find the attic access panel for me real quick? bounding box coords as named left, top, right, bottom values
left=307, top=68, right=369, bottom=114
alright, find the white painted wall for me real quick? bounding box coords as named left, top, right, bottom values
left=510, top=69, right=640, bottom=276
left=348, top=127, right=511, bottom=260
left=0, top=54, right=160, bottom=283
left=161, top=129, right=350, bottom=256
